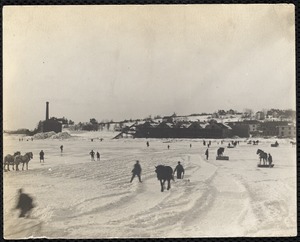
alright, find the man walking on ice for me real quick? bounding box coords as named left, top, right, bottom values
left=130, top=160, right=142, bottom=183
left=174, top=161, right=185, bottom=179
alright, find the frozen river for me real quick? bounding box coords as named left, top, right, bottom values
left=3, top=132, right=297, bottom=238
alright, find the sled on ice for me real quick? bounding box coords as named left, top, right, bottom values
left=270, top=141, right=279, bottom=147
left=216, top=156, right=229, bottom=160
left=216, top=147, right=229, bottom=160
left=257, top=164, right=274, bottom=168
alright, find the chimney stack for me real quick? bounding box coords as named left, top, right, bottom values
left=46, top=102, right=49, bottom=120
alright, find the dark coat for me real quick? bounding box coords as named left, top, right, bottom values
left=174, top=164, right=184, bottom=174
left=132, top=163, right=142, bottom=175
left=39, top=151, right=44, bottom=159
left=16, top=193, right=34, bottom=212
left=268, top=155, right=273, bottom=163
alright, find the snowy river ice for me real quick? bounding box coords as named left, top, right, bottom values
left=3, top=132, right=297, bottom=238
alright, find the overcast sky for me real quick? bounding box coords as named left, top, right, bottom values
left=3, top=4, right=295, bottom=130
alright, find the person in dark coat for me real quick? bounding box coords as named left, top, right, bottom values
left=205, top=149, right=209, bottom=160
left=146, top=141, right=149, bottom=147
left=268, top=153, right=273, bottom=166
left=90, top=150, right=95, bottom=161
left=174, top=161, right=184, bottom=179
left=15, top=189, right=35, bottom=218
left=130, top=160, right=142, bottom=183
left=39, top=150, right=44, bottom=163
left=60, top=145, right=63, bottom=153
left=96, top=152, right=100, bottom=161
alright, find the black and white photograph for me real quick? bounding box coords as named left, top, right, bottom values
left=3, top=4, right=296, bottom=239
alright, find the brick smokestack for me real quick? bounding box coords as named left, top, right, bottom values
left=46, top=102, right=49, bottom=120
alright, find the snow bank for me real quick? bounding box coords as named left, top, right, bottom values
left=33, top=131, right=72, bottom=140
left=69, top=130, right=117, bottom=140
left=50, top=132, right=72, bottom=139
left=33, top=132, right=56, bottom=139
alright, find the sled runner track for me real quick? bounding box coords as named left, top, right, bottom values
left=4, top=220, right=44, bottom=239
left=231, top=174, right=294, bottom=235
left=112, top=183, right=214, bottom=234
left=92, top=155, right=219, bottom=234
left=54, top=174, right=176, bottom=235
left=3, top=137, right=296, bottom=238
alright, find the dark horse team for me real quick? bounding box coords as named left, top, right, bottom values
left=4, top=152, right=33, bottom=171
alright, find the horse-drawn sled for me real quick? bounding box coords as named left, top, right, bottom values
left=271, top=141, right=279, bottom=147
left=216, top=147, right=229, bottom=160
left=256, top=149, right=273, bottom=168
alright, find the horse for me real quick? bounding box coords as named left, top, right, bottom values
left=3, top=151, right=21, bottom=171
left=256, top=149, right=268, bottom=165
left=14, top=152, right=33, bottom=171
left=217, top=147, right=225, bottom=156
left=155, top=165, right=174, bottom=192
left=290, top=141, right=296, bottom=147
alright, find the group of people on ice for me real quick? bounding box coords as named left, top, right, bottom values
left=19, top=137, right=34, bottom=141
left=129, top=160, right=185, bottom=183
left=38, top=145, right=65, bottom=163
left=89, top=150, right=101, bottom=161
left=37, top=147, right=102, bottom=163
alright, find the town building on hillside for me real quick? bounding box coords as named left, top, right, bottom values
left=173, top=122, right=190, bottom=129
left=242, top=120, right=261, bottom=135
left=277, top=124, right=296, bottom=138
left=188, top=122, right=203, bottom=129
left=260, top=121, right=289, bottom=137
left=226, top=122, right=250, bottom=138
left=215, top=123, right=232, bottom=137
left=162, top=114, right=175, bottom=123
left=162, top=113, right=189, bottom=123
left=255, top=111, right=265, bottom=120
left=140, top=121, right=159, bottom=129
left=134, top=120, right=232, bottom=138
left=157, top=122, right=174, bottom=129
left=266, top=110, right=279, bottom=120
left=173, top=116, right=188, bottom=122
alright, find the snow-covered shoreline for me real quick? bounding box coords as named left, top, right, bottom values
left=3, top=132, right=297, bottom=238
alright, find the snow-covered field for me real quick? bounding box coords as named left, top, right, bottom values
left=3, top=131, right=297, bottom=239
